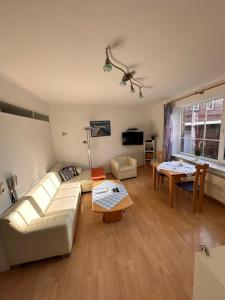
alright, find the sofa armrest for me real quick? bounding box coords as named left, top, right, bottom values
left=2, top=213, right=74, bottom=266
left=128, top=157, right=137, bottom=167
left=111, top=159, right=120, bottom=170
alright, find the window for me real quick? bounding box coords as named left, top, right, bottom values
left=192, top=104, right=199, bottom=111
left=180, top=98, right=224, bottom=160
left=207, top=100, right=214, bottom=110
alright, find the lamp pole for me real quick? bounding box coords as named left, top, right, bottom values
left=83, top=127, right=92, bottom=169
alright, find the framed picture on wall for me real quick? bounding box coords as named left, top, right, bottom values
left=90, top=120, right=111, bottom=137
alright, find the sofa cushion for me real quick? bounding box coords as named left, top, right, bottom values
left=46, top=196, right=80, bottom=216
left=5, top=211, right=28, bottom=232
left=23, top=185, right=52, bottom=215
left=55, top=187, right=80, bottom=200
left=15, top=200, right=41, bottom=225
left=60, top=181, right=81, bottom=190
left=45, top=171, right=62, bottom=189
left=27, top=213, right=73, bottom=233
left=39, top=177, right=58, bottom=199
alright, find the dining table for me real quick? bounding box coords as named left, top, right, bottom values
left=152, top=160, right=196, bottom=207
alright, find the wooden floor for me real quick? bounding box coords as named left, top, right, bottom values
left=1, top=167, right=225, bottom=300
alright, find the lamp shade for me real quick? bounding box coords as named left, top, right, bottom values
left=103, top=58, right=112, bottom=72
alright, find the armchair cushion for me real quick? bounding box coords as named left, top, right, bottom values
left=120, top=165, right=134, bottom=172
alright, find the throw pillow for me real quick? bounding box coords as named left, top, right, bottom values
left=64, top=165, right=79, bottom=177
left=59, top=168, right=74, bottom=182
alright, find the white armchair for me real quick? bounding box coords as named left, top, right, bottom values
left=111, top=156, right=137, bottom=180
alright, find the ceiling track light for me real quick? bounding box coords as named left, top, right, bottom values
left=103, top=46, right=144, bottom=99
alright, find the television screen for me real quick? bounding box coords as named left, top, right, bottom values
left=122, top=131, right=144, bottom=145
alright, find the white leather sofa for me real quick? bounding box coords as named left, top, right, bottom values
left=0, top=163, right=92, bottom=267
left=111, top=156, right=137, bottom=180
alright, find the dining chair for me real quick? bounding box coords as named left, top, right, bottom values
left=156, top=151, right=166, bottom=185
left=176, top=164, right=209, bottom=213
left=156, top=151, right=165, bottom=162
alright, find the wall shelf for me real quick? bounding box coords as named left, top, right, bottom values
left=144, top=139, right=156, bottom=167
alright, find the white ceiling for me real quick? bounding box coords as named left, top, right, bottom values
left=1, top=0, right=225, bottom=105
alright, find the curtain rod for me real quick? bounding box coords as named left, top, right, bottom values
left=164, top=80, right=225, bottom=106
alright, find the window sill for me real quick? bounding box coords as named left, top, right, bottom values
left=172, top=153, right=225, bottom=179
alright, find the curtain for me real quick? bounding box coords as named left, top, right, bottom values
left=163, top=103, right=174, bottom=161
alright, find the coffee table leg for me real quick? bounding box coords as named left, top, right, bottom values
left=103, top=211, right=123, bottom=223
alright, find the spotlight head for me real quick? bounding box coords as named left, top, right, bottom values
left=130, top=83, right=135, bottom=93
left=103, top=57, right=112, bottom=72
left=139, top=89, right=144, bottom=98
left=120, top=80, right=127, bottom=86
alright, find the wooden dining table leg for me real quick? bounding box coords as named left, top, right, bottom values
left=153, top=164, right=157, bottom=191
left=168, top=175, right=175, bottom=207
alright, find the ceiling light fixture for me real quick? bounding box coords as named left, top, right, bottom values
left=103, top=46, right=144, bottom=99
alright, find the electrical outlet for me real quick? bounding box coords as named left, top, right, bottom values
left=0, top=182, right=5, bottom=195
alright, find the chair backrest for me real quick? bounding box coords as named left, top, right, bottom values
left=156, top=151, right=165, bottom=162
left=193, top=164, right=209, bottom=196
left=114, top=156, right=128, bottom=165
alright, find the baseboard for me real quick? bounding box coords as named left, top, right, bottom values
left=205, top=193, right=225, bottom=208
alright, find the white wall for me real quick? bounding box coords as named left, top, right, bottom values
left=0, top=75, right=55, bottom=271
left=50, top=104, right=151, bottom=172
left=0, top=76, right=55, bottom=214
left=0, top=114, right=55, bottom=214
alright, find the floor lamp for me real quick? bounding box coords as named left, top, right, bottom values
left=83, top=127, right=93, bottom=169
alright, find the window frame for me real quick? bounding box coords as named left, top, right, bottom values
left=179, top=97, right=225, bottom=163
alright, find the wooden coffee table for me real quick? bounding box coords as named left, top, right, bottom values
left=92, top=180, right=134, bottom=223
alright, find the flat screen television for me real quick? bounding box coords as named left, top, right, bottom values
left=122, top=131, right=144, bottom=145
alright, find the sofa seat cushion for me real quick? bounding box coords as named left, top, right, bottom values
left=46, top=196, right=80, bottom=216
left=120, top=165, right=135, bottom=172
left=55, top=187, right=81, bottom=199
left=60, top=181, right=81, bottom=190
left=27, top=213, right=73, bottom=233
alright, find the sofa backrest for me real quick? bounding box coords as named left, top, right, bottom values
left=23, top=184, right=52, bottom=215
left=45, top=171, right=62, bottom=189
left=16, top=199, right=41, bottom=224
left=39, top=176, right=58, bottom=198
